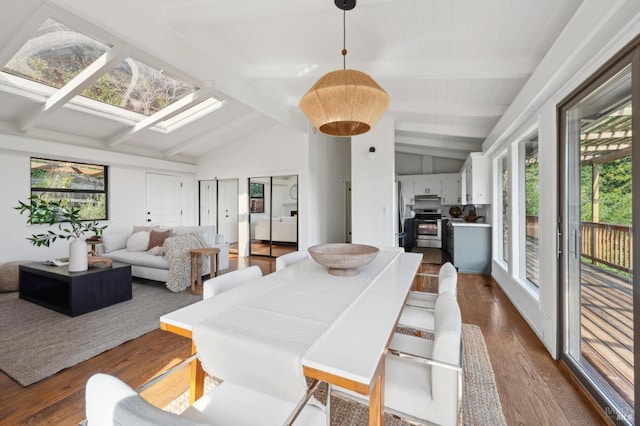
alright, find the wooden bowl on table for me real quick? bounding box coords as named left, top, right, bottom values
left=308, top=243, right=379, bottom=276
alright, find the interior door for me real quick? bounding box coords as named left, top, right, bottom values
left=145, top=172, right=182, bottom=226
left=199, top=180, right=216, bottom=226
left=217, top=179, right=238, bottom=244
left=560, top=60, right=635, bottom=424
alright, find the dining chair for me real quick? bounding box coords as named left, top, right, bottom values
left=397, top=274, right=457, bottom=333
left=275, top=250, right=310, bottom=271
left=407, top=261, right=457, bottom=308
left=202, top=265, right=263, bottom=299
left=83, top=372, right=325, bottom=426
left=330, top=291, right=463, bottom=425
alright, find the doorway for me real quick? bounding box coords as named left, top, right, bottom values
left=198, top=179, right=239, bottom=254
left=559, top=46, right=637, bottom=424
left=249, top=175, right=298, bottom=257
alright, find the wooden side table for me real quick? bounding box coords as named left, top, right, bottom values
left=189, top=247, right=220, bottom=295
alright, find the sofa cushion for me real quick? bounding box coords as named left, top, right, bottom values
left=148, top=229, right=171, bottom=250
left=133, top=225, right=159, bottom=233
left=127, top=231, right=150, bottom=252
left=105, top=249, right=169, bottom=269
left=102, top=232, right=129, bottom=253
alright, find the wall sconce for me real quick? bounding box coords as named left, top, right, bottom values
left=368, top=146, right=376, bottom=160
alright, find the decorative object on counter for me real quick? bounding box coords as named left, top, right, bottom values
left=449, top=206, right=462, bottom=217
left=308, top=243, right=379, bottom=276
left=14, top=195, right=107, bottom=272
left=463, top=215, right=484, bottom=222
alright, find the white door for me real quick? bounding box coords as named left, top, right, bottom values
left=145, top=172, right=182, bottom=226
left=217, top=179, right=238, bottom=243
left=199, top=180, right=217, bottom=226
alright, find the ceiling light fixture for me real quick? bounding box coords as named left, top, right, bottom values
left=299, top=0, right=390, bottom=137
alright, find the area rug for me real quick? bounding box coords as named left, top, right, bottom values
left=0, top=281, right=200, bottom=386
left=165, top=324, right=506, bottom=425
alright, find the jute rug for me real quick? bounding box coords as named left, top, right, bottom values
left=0, top=281, right=200, bottom=386
left=165, top=324, right=506, bottom=425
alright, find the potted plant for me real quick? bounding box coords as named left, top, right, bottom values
left=15, top=195, right=108, bottom=271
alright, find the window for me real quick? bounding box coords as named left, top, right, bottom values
left=523, top=132, right=539, bottom=287
left=249, top=182, right=264, bottom=213
left=500, top=155, right=509, bottom=263
left=1, top=18, right=222, bottom=134
left=30, top=158, right=108, bottom=220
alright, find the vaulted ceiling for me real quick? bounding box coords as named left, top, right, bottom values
left=0, top=0, right=584, bottom=164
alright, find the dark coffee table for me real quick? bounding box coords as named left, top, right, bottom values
left=19, top=262, right=132, bottom=317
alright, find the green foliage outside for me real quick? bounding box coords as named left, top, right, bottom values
left=581, top=156, right=632, bottom=226
left=525, top=162, right=539, bottom=216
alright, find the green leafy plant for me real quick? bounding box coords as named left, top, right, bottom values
left=15, top=195, right=107, bottom=247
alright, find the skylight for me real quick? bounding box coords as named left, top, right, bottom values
left=0, top=17, right=221, bottom=138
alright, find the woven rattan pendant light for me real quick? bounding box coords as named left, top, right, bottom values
left=299, top=0, right=390, bottom=137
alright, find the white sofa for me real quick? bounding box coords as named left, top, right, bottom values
left=254, top=217, right=297, bottom=243
left=100, top=225, right=229, bottom=283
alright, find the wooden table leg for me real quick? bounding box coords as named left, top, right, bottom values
left=189, top=341, right=204, bottom=404
left=369, top=358, right=385, bottom=426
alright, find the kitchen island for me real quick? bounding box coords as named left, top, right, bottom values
left=446, top=219, right=492, bottom=274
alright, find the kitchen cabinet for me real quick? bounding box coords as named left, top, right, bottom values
left=413, top=175, right=441, bottom=196
left=440, top=173, right=461, bottom=205
left=461, top=153, right=491, bottom=204
left=449, top=221, right=491, bottom=274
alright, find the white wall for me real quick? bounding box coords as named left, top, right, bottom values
left=307, top=129, right=351, bottom=246
left=0, top=133, right=197, bottom=264
left=195, top=124, right=308, bottom=256
left=351, top=116, right=396, bottom=247
left=483, top=0, right=640, bottom=357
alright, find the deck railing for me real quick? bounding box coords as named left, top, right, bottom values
left=581, top=221, right=632, bottom=274
left=525, top=217, right=632, bottom=274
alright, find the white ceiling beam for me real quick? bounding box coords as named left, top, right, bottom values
left=104, top=87, right=218, bottom=147
left=390, top=101, right=507, bottom=118
left=396, top=122, right=490, bottom=139
left=245, top=57, right=536, bottom=80
left=394, top=143, right=470, bottom=160
left=395, top=136, right=482, bottom=152
left=163, top=111, right=265, bottom=157
left=19, top=46, right=129, bottom=132
left=162, top=0, right=396, bottom=27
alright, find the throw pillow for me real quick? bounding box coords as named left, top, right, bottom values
left=127, top=231, right=150, bottom=252
left=147, top=229, right=170, bottom=250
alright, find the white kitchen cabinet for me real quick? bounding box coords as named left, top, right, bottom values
left=461, top=153, right=491, bottom=204
left=397, top=176, right=415, bottom=204
left=413, top=175, right=441, bottom=196
left=440, top=173, right=461, bottom=205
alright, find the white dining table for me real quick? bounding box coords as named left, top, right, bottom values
left=160, top=248, right=422, bottom=426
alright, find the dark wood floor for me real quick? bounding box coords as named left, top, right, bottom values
left=0, top=254, right=606, bottom=425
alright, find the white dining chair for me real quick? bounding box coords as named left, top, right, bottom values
left=330, top=291, right=463, bottom=425
left=407, top=261, right=457, bottom=309
left=397, top=274, right=457, bottom=333
left=83, top=372, right=325, bottom=426
left=202, top=265, right=263, bottom=299
left=275, top=250, right=310, bottom=271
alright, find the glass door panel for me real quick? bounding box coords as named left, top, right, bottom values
left=562, top=64, right=634, bottom=423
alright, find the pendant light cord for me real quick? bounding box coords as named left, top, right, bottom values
left=342, top=9, right=347, bottom=69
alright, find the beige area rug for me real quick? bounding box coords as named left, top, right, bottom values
left=165, top=324, right=506, bottom=425
left=411, top=247, right=443, bottom=265
left=0, top=281, right=200, bottom=386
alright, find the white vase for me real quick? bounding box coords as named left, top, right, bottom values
left=68, top=238, right=88, bottom=272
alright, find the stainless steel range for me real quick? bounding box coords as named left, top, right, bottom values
left=414, top=208, right=442, bottom=248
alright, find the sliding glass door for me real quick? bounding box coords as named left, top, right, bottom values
left=560, top=47, right=637, bottom=424
left=249, top=175, right=298, bottom=257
